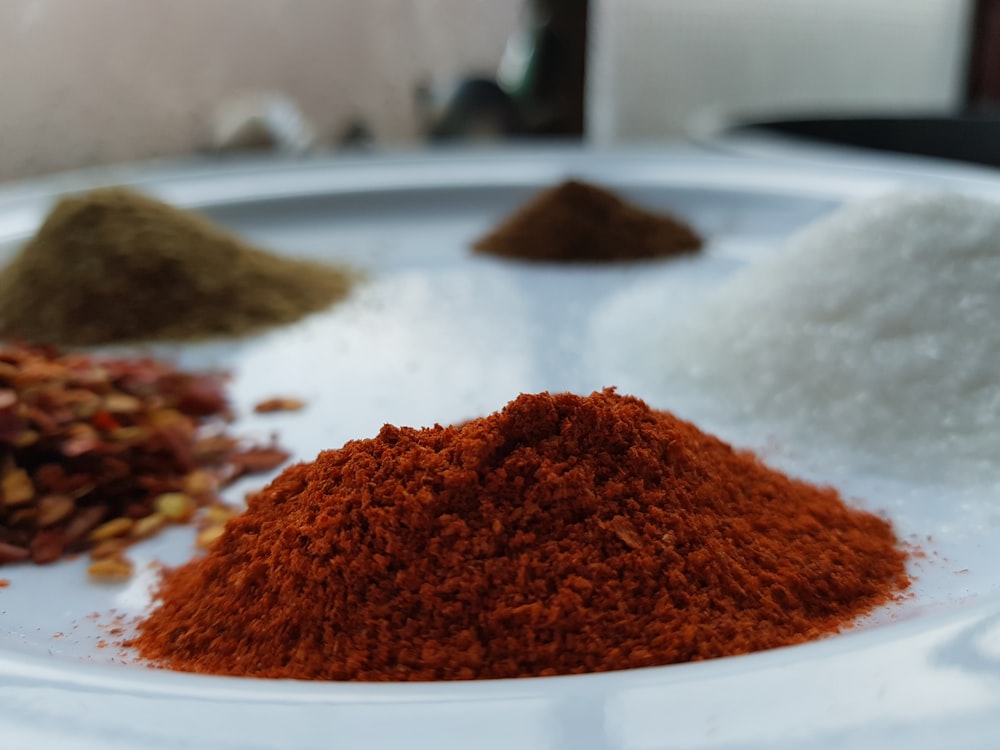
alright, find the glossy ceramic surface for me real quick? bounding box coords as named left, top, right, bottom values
left=1, top=147, right=1000, bottom=749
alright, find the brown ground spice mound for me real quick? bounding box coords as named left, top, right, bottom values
left=0, top=188, right=357, bottom=345
left=473, top=179, right=703, bottom=262
left=131, top=389, right=909, bottom=681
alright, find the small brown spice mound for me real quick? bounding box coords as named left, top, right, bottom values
left=0, top=188, right=357, bottom=345
left=473, top=179, right=703, bottom=262
left=132, top=389, right=909, bottom=681
left=0, top=344, right=289, bottom=566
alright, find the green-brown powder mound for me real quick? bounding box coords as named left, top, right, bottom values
left=0, top=188, right=358, bottom=345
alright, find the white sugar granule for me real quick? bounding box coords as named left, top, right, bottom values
left=659, top=191, right=1000, bottom=484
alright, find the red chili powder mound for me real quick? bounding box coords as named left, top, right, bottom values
left=131, top=389, right=909, bottom=681
left=473, top=179, right=703, bottom=262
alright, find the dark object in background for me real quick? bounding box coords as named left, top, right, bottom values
left=968, top=0, right=1000, bottom=109
left=417, top=0, right=588, bottom=141
left=723, top=1, right=1000, bottom=169
left=732, top=116, right=1000, bottom=168
left=416, top=78, right=524, bottom=141
left=334, top=118, right=376, bottom=151
left=499, top=0, right=588, bottom=136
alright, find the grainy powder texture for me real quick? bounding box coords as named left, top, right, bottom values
left=132, top=389, right=908, bottom=681
left=473, top=180, right=703, bottom=262
left=655, top=192, right=1000, bottom=483
left=0, top=188, right=357, bottom=345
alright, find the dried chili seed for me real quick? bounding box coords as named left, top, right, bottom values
left=202, top=504, right=239, bottom=526
left=131, top=513, right=167, bottom=539
left=253, top=397, right=306, bottom=414
left=196, top=525, right=226, bottom=549
left=89, top=538, right=131, bottom=560
left=89, top=518, right=134, bottom=541
left=101, top=393, right=142, bottom=414
left=60, top=429, right=101, bottom=457
left=108, top=426, right=151, bottom=444
left=155, top=493, right=197, bottom=522
left=12, top=430, right=38, bottom=448
left=2, top=468, right=34, bottom=506
left=182, top=470, right=217, bottom=499
left=64, top=390, right=102, bottom=419
left=87, top=556, right=134, bottom=581
left=36, top=495, right=75, bottom=527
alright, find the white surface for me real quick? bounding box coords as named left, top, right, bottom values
left=1, top=148, right=1000, bottom=748
left=618, top=191, right=1000, bottom=486
left=587, top=0, right=971, bottom=143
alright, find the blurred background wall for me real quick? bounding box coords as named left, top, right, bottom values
left=0, top=0, right=520, bottom=182
left=588, top=0, right=973, bottom=142
left=0, top=0, right=984, bottom=181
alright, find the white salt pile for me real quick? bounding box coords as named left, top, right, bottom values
left=657, top=191, right=1000, bottom=484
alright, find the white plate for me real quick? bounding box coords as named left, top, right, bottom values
left=2, top=147, right=1000, bottom=750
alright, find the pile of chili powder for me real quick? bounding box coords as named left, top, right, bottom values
left=132, top=389, right=909, bottom=681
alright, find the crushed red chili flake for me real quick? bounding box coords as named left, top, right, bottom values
left=0, top=578, right=9, bottom=587
left=226, top=445, right=291, bottom=476
left=0, top=344, right=290, bottom=566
